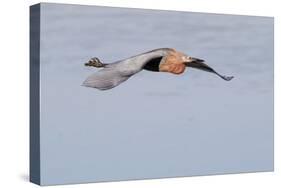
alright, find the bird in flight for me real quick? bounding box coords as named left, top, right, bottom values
left=82, top=48, right=233, bottom=90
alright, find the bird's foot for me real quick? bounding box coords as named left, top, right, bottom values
left=84, top=57, right=104, bottom=68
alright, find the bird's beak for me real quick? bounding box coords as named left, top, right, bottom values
left=190, top=57, right=205, bottom=63
left=184, top=57, right=205, bottom=66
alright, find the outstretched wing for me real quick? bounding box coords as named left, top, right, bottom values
left=82, top=48, right=169, bottom=90
left=187, top=61, right=234, bottom=81
left=82, top=67, right=133, bottom=90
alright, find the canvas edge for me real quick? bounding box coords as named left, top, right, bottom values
left=29, top=3, right=41, bottom=185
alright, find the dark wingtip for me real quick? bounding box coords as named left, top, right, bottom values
left=221, top=75, right=234, bottom=81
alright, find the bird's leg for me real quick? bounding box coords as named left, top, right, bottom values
left=85, top=57, right=106, bottom=68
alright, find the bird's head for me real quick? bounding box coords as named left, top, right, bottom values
left=85, top=57, right=104, bottom=67
left=181, top=55, right=205, bottom=65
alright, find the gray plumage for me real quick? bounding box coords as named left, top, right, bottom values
left=82, top=49, right=168, bottom=90
left=82, top=48, right=233, bottom=90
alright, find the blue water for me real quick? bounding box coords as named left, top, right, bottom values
left=38, top=3, right=273, bottom=185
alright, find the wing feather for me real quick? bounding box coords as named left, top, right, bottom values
left=82, top=67, right=132, bottom=90
left=187, top=61, right=234, bottom=81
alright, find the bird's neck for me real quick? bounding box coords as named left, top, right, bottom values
left=134, top=50, right=167, bottom=66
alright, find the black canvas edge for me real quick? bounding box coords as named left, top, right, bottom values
left=30, top=3, right=41, bottom=185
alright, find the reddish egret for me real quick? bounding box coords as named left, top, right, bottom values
left=83, top=48, right=233, bottom=90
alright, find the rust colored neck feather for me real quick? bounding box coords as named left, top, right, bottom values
left=159, top=51, right=186, bottom=74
